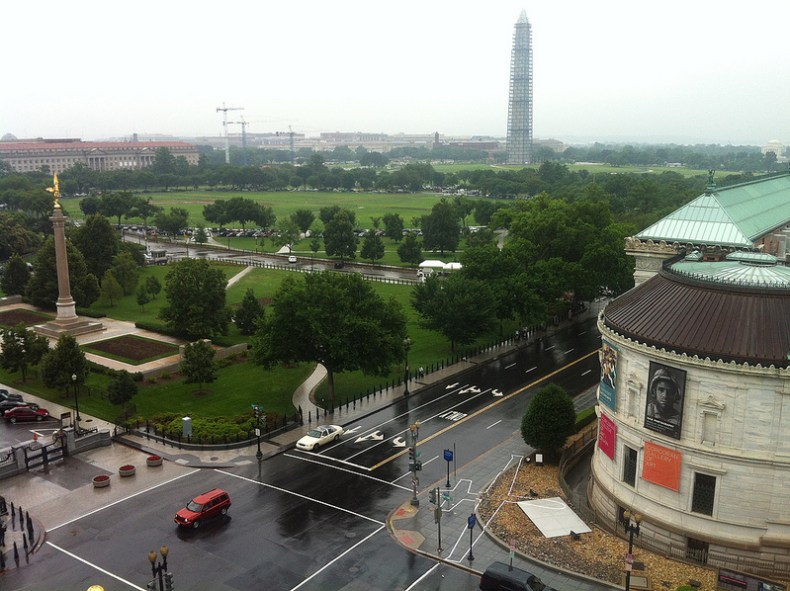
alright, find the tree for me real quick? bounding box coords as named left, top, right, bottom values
left=27, top=236, right=100, bottom=309
left=145, top=275, right=162, bottom=300
left=71, top=214, right=119, bottom=279
left=154, top=207, right=189, bottom=239
left=291, top=209, right=315, bottom=233
left=360, top=233, right=385, bottom=264
left=421, top=198, right=461, bottom=254
left=411, top=274, right=496, bottom=350
left=323, top=209, right=358, bottom=263
left=159, top=258, right=231, bottom=339
left=0, top=254, right=31, bottom=295
left=0, top=212, right=42, bottom=260
left=274, top=218, right=301, bottom=251
left=234, top=288, right=264, bottom=335
left=40, top=334, right=89, bottom=396
left=382, top=213, right=405, bottom=241
left=203, top=201, right=232, bottom=230
left=0, top=323, right=49, bottom=382
left=136, top=284, right=151, bottom=311
left=397, top=233, right=423, bottom=266
left=107, top=370, right=138, bottom=415
left=99, top=191, right=135, bottom=227
left=109, top=251, right=140, bottom=295
left=100, top=270, right=124, bottom=306
left=520, top=383, right=576, bottom=462
left=194, top=225, right=208, bottom=244
left=252, top=273, right=407, bottom=401
left=181, top=339, right=217, bottom=394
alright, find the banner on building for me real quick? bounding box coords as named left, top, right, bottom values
left=642, top=440, right=681, bottom=491
left=644, top=361, right=686, bottom=439
left=597, top=412, right=617, bottom=460
left=599, top=340, right=618, bottom=411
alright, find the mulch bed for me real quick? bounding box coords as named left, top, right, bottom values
left=0, top=309, right=53, bottom=327
left=83, top=334, right=179, bottom=363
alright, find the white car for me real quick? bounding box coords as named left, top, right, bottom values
left=296, top=425, right=344, bottom=451
left=288, top=255, right=297, bottom=263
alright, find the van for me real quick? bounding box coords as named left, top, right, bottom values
left=174, top=488, right=231, bottom=529
left=479, top=561, right=555, bottom=591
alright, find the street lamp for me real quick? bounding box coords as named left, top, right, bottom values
left=623, top=509, right=642, bottom=591
left=403, top=337, right=412, bottom=397
left=71, top=373, right=81, bottom=432
left=147, top=545, right=173, bottom=591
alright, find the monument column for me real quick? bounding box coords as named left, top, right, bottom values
left=35, top=174, right=103, bottom=338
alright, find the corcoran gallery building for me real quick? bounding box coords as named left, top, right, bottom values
left=591, top=172, right=790, bottom=576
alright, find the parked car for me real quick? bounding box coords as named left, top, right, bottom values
left=4, top=405, right=50, bottom=423
left=174, top=488, right=231, bottom=529
left=296, top=425, right=344, bottom=451
left=479, top=561, right=556, bottom=591
left=0, top=399, right=29, bottom=412
left=0, top=389, right=23, bottom=404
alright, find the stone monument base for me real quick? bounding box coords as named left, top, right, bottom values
left=35, top=316, right=104, bottom=339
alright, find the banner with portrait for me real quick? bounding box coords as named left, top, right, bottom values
left=599, top=340, right=618, bottom=411
left=644, top=361, right=686, bottom=439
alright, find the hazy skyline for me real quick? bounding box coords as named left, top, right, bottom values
left=4, top=1, right=789, bottom=146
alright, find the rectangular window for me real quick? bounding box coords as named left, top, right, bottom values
left=623, top=446, right=637, bottom=487
left=691, top=473, right=716, bottom=515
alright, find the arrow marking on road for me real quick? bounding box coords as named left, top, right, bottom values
left=392, top=436, right=407, bottom=448
left=344, top=426, right=362, bottom=435
left=446, top=382, right=460, bottom=390
left=355, top=431, right=385, bottom=443
left=492, top=389, right=503, bottom=397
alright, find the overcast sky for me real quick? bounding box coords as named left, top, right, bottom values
left=3, top=1, right=789, bottom=146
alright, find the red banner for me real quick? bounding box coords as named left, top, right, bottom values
left=597, top=413, right=617, bottom=460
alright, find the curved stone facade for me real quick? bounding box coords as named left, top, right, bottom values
left=590, top=259, right=790, bottom=575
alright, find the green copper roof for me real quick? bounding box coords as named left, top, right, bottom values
left=671, top=259, right=790, bottom=289
left=637, top=173, right=790, bottom=248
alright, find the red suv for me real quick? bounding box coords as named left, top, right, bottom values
left=174, top=488, right=231, bottom=528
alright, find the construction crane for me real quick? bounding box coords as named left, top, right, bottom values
left=216, top=102, right=244, bottom=164
left=227, top=117, right=250, bottom=166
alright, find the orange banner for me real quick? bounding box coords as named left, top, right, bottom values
left=642, top=441, right=681, bottom=491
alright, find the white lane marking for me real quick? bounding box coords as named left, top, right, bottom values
left=581, top=369, right=592, bottom=376
left=563, top=348, right=574, bottom=354
left=282, top=453, right=410, bottom=490
left=486, top=420, right=502, bottom=429
left=504, top=363, right=516, bottom=370
left=290, top=526, right=386, bottom=591
left=525, top=366, right=537, bottom=374
left=47, top=469, right=199, bottom=532
left=544, top=345, right=555, bottom=351
left=48, top=541, right=144, bottom=589
left=217, top=469, right=386, bottom=524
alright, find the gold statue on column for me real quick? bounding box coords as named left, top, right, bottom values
left=46, top=173, right=61, bottom=209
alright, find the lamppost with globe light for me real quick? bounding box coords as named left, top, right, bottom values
left=402, top=337, right=412, bottom=397
left=147, top=545, right=173, bottom=591
left=623, top=509, right=642, bottom=591
left=71, top=373, right=81, bottom=433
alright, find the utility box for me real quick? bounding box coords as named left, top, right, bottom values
left=182, top=417, right=192, bottom=437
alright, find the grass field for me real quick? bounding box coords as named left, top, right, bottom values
left=1, top=261, right=514, bottom=426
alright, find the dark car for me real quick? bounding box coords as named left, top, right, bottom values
left=0, top=399, right=29, bottom=412
left=333, top=261, right=344, bottom=269
left=4, top=405, right=50, bottom=423
left=480, top=562, right=555, bottom=591
left=0, top=389, right=23, bottom=404
left=174, top=488, right=231, bottom=529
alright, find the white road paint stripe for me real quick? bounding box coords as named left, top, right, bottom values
left=47, top=541, right=145, bottom=590
left=504, top=363, right=516, bottom=370
left=563, top=348, right=574, bottom=354
left=282, top=453, right=410, bottom=490
left=581, top=369, right=592, bottom=376
left=289, top=526, right=386, bottom=590
left=544, top=345, right=555, bottom=351
left=525, top=366, right=537, bottom=373
left=486, top=420, right=502, bottom=429
left=216, top=469, right=385, bottom=525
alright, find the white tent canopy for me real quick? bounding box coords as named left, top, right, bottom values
left=444, top=262, right=462, bottom=271
left=419, top=260, right=446, bottom=269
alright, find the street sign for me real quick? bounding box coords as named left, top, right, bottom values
left=625, top=553, right=634, bottom=564
left=468, top=513, right=477, bottom=529
left=443, top=449, right=454, bottom=462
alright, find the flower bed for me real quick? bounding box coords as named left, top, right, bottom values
left=146, top=455, right=163, bottom=467
left=119, top=464, right=136, bottom=477
left=92, top=474, right=110, bottom=488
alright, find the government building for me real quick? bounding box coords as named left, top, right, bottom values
left=591, top=172, right=790, bottom=576
left=0, top=136, right=199, bottom=174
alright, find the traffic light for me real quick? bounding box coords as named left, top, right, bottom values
left=429, top=488, right=437, bottom=504
left=146, top=580, right=157, bottom=591
left=164, top=572, right=174, bottom=591
left=408, top=447, right=422, bottom=472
